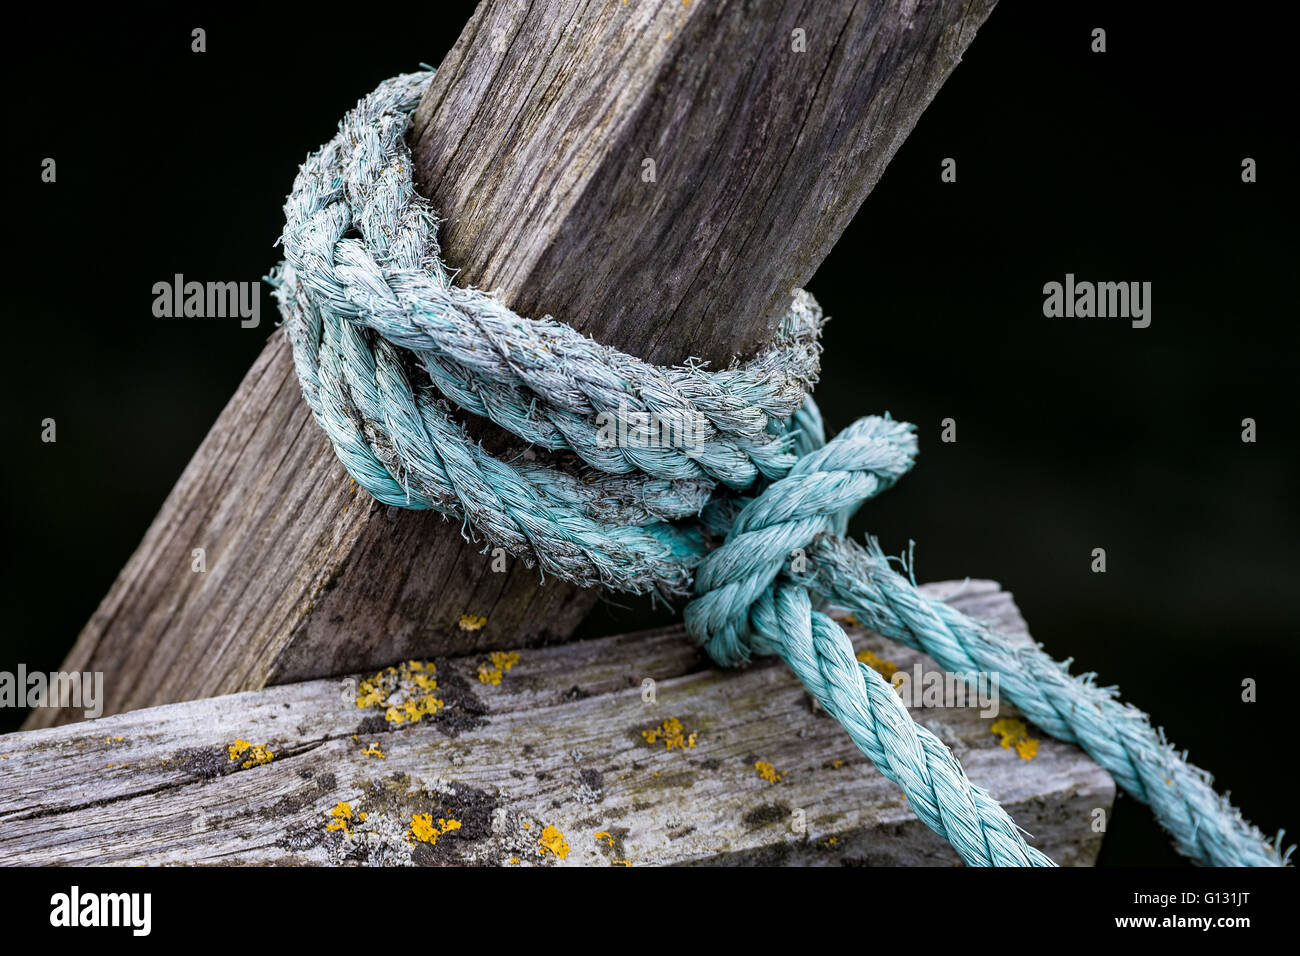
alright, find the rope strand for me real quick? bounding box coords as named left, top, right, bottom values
left=271, top=71, right=1286, bottom=867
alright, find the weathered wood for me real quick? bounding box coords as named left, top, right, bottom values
left=410, top=0, right=998, bottom=366
left=31, top=0, right=999, bottom=728
left=0, top=582, right=1112, bottom=866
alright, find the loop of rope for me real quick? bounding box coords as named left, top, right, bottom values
left=270, top=71, right=1286, bottom=867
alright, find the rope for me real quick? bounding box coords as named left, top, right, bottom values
left=801, top=535, right=1287, bottom=867
left=269, top=70, right=1286, bottom=867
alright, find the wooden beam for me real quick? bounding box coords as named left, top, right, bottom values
left=0, top=581, right=1111, bottom=866
left=30, top=0, right=998, bottom=728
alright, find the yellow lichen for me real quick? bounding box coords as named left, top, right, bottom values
left=326, top=801, right=357, bottom=835
left=830, top=759, right=845, bottom=769
left=641, top=717, right=698, bottom=752
left=611, top=859, right=632, bottom=866
left=855, top=649, right=898, bottom=680
left=991, top=717, right=1039, bottom=760
left=594, top=831, right=614, bottom=847
left=755, top=760, right=783, bottom=783
left=384, top=694, right=444, bottom=725
left=228, top=739, right=273, bottom=769
left=537, top=824, right=570, bottom=859
left=459, top=614, right=488, bottom=631
left=411, top=813, right=438, bottom=843
left=355, top=661, right=443, bottom=724
left=410, top=814, right=461, bottom=845
left=509, top=857, right=520, bottom=865
left=477, top=650, right=521, bottom=685
left=360, top=742, right=386, bottom=759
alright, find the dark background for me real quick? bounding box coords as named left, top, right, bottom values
left=3, top=2, right=1296, bottom=866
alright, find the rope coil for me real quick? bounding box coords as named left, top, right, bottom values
left=270, top=71, right=1287, bottom=867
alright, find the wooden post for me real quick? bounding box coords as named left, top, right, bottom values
left=29, top=0, right=998, bottom=728
left=0, top=582, right=1114, bottom=866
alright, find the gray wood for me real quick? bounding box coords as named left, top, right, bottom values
left=410, top=0, right=999, bottom=368
left=0, top=582, right=1112, bottom=866
left=30, top=0, right=998, bottom=728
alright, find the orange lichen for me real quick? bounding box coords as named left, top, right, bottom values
left=360, top=742, right=386, bottom=759
left=459, top=614, right=488, bottom=631
left=355, top=661, right=443, bottom=724
left=410, top=814, right=461, bottom=845
left=755, top=760, right=783, bottom=783
left=228, top=739, right=274, bottom=769
left=327, top=801, right=363, bottom=835
left=411, top=813, right=437, bottom=843
left=991, top=718, right=1039, bottom=760
left=537, top=824, right=570, bottom=859
left=855, top=649, right=898, bottom=680
left=641, top=717, right=698, bottom=752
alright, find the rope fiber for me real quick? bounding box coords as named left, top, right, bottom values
left=270, top=71, right=1287, bottom=867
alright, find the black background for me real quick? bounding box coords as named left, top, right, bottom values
left=3, top=2, right=1296, bottom=866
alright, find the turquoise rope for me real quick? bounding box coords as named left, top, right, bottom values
left=270, top=71, right=1287, bottom=867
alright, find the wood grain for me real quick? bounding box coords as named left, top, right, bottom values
left=30, top=0, right=999, bottom=727
left=0, top=581, right=1112, bottom=866
left=411, top=0, right=1000, bottom=368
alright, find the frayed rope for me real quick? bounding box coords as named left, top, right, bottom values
left=269, top=71, right=1287, bottom=867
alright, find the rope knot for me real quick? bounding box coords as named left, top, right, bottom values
left=684, top=415, right=917, bottom=667
left=269, top=71, right=1288, bottom=868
